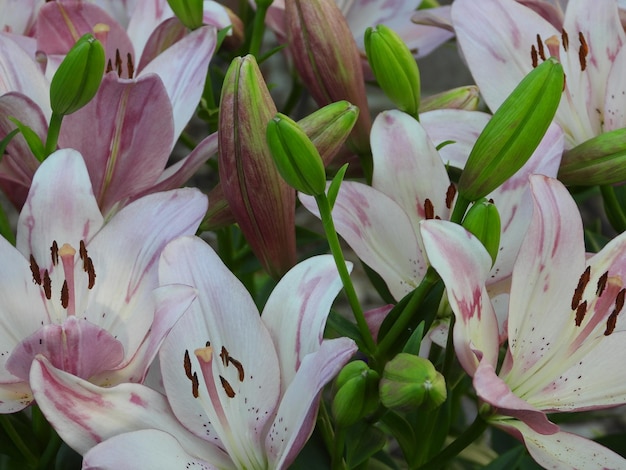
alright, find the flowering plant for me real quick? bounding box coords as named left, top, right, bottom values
left=1, top=0, right=626, bottom=469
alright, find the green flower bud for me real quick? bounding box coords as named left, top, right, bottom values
left=462, top=199, right=501, bottom=266
left=420, top=86, right=480, bottom=113
left=50, top=34, right=105, bottom=116
left=332, top=361, right=380, bottom=427
left=558, top=128, right=626, bottom=185
left=365, top=24, right=420, bottom=117
left=298, top=101, right=359, bottom=166
left=166, top=0, right=203, bottom=30
left=458, top=57, right=564, bottom=201
left=380, top=353, right=446, bottom=412
left=266, top=113, right=327, bottom=196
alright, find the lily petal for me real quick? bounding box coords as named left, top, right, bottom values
left=500, top=419, right=626, bottom=469
left=82, top=429, right=221, bottom=470
left=420, top=219, right=500, bottom=373
left=140, top=25, right=217, bottom=139
left=300, top=182, right=426, bottom=300
left=30, top=356, right=232, bottom=465
left=372, top=110, right=452, bottom=230
left=261, top=255, right=346, bottom=391
left=58, top=72, right=175, bottom=214
left=0, top=381, right=33, bottom=413
left=266, top=338, right=357, bottom=470
left=505, top=176, right=585, bottom=383
left=16, top=149, right=103, bottom=268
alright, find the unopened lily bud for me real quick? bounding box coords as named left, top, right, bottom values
left=420, top=86, right=480, bottom=112
left=558, top=128, right=626, bottom=185
left=380, top=353, right=446, bottom=412
left=50, top=34, right=105, bottom=116
left=462, top=199, right=501, bottom=266
left=332, top=361, right=380, bottom=427
left=365, top=24, right=420, bottom=117
left=219, top=55, right=296, bottom=278
left=458, top=57, right=563, bottom=201
left=167, top=0, right=203, bottom=29
left=298, top=101, right=359, bottom=166
left=285, top=0, right=371, bottom=154
left=266, top=113, right=326, bottom=196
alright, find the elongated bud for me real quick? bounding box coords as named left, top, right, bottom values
left=462, top=199, right=501, bottom=266
left=420, top=86, right=480, bottom=112
left=167, top=0, right=203, bottom=29
left=219, top=55, right=296, bottom=278
left=458, top=57, right=563, bottom=201
left=267, top=113, right=326, bottom=196
left=332, top=361, right=380, bottom=427
left=380, top=353, right=446, bottom=412
left=558, top=128, right=626, bottom=185
left=298, top=101, right=359, bottom=166
left=50, top=34, right=105, bottom=116
left=365, top=25, right=420, bottom=117
left=285, top=0, right=372, bottom=155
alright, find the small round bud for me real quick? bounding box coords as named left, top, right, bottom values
left=380, top=353, right=446, bottom=412
left=332, top=361, right=380, bottom=426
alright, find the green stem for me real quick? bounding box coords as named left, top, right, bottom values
left=37, top=428, right=61, bottom=470
left=442, top=314, right=457, bottom=379
left=44, top=112, right=63, bottom=157
left=331, top=427, right=347, bottom=470
left=601, top=185, right=626, bottom=233
left=417, top=415, right=488, bottom=470
left=315, top=193, right=376, bottom=354
left=0, top=415, right=38, bottom=468
left=449, top=193, right=471, bottom=224
left=249, top=3, right=270, bottom=58
left=375, top=267, right=440, bottom=360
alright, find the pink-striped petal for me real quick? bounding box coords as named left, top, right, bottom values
left=420, top=219, right=500, bottom=374
left=30, top=356, right=232, bottom=465
left=372, top=110, right=452, bottom=230
left=266, top=338, right=357, bottom=470
left=58, top=72, right=175, bottom=214
left=300, top=182, right=426, bottom=300
left=261, top=255, right=345, bottom=391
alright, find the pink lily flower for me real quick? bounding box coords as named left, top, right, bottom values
left=0, top=4, right=220, bottom=213
left=300, top=109, right=563, bottom=303
left=420, top=175, right=626, bottom=468
left=0, top=148, right=208, bottom=413
left=29, top=241, right=357, bottom=469
left=452, top=0, right=626, bottom=149
left=264, top=0, right=454, bottom=70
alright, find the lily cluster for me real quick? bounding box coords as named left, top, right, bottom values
left=1, top=0, right=626, bottom=469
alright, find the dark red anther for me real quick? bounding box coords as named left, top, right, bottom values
left=43, top=270, right=52, bottom=300
left=561, top=29, right=569, bottom=51
left=536, top=34, right=546, bottom=61
left=127, top=53, right=134, bottom=79
left=596, top=271, right=608, bottom=297
left=531, top=44, right=538, bottom=68
left=184, top=350, right=193, bottom=380
left=220, top=375, right=236, bottom=398
left=30, top=255, right=42, bottom=285
left=578, top=32, right=588, bottom=71
left=424, top=199, right=435, bottom=220
left=574, top=300, right=587, bottom=327
left=445, top=184, right=456, bottom=210
left=61, top=280, right=69, bottom=309
left=571, top=266, right=590, bottom=310
left=51, top=241, right=59, bottom=266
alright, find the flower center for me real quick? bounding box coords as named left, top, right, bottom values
left=29, top=239, right=96, bottom=320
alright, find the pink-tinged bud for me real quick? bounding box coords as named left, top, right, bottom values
left=420, top=86, right=481, bottom=112
left=218, top=55, right=296, bottom=278
left=285, top=0, right=371, bottom=155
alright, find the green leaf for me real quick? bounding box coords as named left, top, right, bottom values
left=344, top=422, right=387, bottom=468
left=0, top=128, right=19, bottom=163
left=482, top=446, right=526, bottom=470
left=327, top=163, right=349, bottom=209
left=7, top=117, right=45, bottom=162
left=401, top=321, right=425, bottom=355
left=379, top=411, right=418, bottom=463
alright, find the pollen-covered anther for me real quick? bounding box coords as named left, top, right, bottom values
left=51, top=240, right=59, bottom=266
left=571, top=266, right=591, bottom=310
left=424, top=198, right=435, bottom=220
left=219, top=375, right=236, bottom=398
left=127, top=53, right=134, bottom=79
left=536, top=34, right=546, bottom=61
left=561, top=28, right=569, bottom=51
left=597, top=271, right=608, bottom=297
left=445, top=184, right=456, bottom=210
left=578, top=32, right=588, bottom=71
left=43, top=270, right=52, bottom=300
left=115, top=49, right=122, bottom=76
left=229, top=356, right=245, bottom=382
left=531, top=44, right=538, bottom=68
left=604, top=288, right=626, bottom=336
left=574, top=300, right=587, bottom=327
left=184, top=349, right=193, bottom=380
left=29, top=254, right=42, bottom=285
left=192, top=372, right=199, bottom=398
